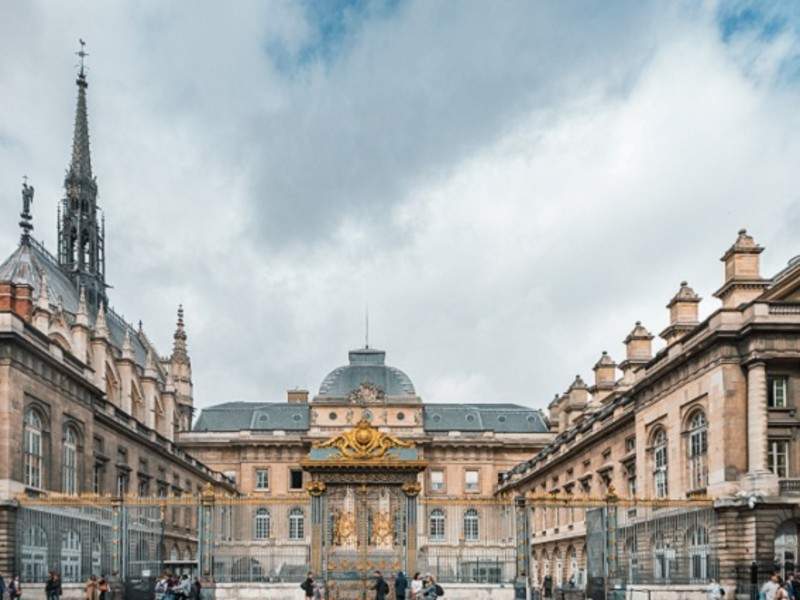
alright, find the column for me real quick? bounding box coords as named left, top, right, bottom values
left=198, top=483, right=215, bottom=579
left=402, top=481, right=421, bottom=576
left=747, top=362, right=769, bottom=473
left=307, top=480, right=327, bottom=578
left=514, top=496, right=530, bottom=600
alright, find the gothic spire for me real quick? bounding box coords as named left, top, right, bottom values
left=59, top=39, right=106, bottom=310
left=69, top=39, right=92, bottom=181
left=172, top=304, right=189, bottom=363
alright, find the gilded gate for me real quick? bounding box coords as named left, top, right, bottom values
left=302, top=419, right=426, bottom=600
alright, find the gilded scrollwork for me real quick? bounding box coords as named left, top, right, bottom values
left=314, top=419, right=413, bottom=460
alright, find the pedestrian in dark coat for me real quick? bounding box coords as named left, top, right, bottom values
left=373, top=570, right=389, bottom=600
left=395, top=571, right=408, bottom=600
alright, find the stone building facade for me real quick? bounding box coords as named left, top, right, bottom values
left=497, top=230, right=800, bottom=593
left=0, top=54, right=235, bottom=580
left=180, top=346, right=553, bottom=585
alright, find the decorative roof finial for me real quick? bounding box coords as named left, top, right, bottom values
left=19, top=176, right=34, bottom=242
left=172, top=304, right=189, bottom=363
left=365, top=304, right=369, bottom=349
left=94, top=301, right=109, bottom=339
left=76, top=38, right=88, bottom=81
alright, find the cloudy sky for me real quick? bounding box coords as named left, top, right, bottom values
left=1, top=1, right=799, bottom=414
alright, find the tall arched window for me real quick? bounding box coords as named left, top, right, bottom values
left=21, top=526, right=48, bottom=582
left=688, top=526, right=709, bottom=581
left=61, top=530, right=82, bottom=582
left=652, top=429, right=668, bottom=498
left=687, top=411, right=708, bottom=491
left=254, top=508, right=270, bottom=540
left=775, top=521, right=799, bottom=578
left=464, top=508, right=479, bottom=541
left=653, top=532, right=669, bottom=581
left=24, top=409, right=44, bottom=489
left=63, top=426, right=78, bottom=495
left=430, top=509, right=445, bottom=541
left=289, top=508, right=305, bottom=540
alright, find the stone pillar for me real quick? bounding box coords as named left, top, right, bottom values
left=514, top=496, right=530, bottom=600
left=747, top=362, right=769, bottom=474
left=0, top=501, right=18, bottom=579
left=307, top=481, right=327, bottom=578
left=198, top=483, right=215, bottom=579
left=402, top=481, right=422, bottom=576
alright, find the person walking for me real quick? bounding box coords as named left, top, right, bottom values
left=189, top=577, right=202, bottom=600
left=410, top=573, right=423, bottom=600
left=45, top=571, right=62, bottom=600
left=84, top=575, right=98, bottom=600
left=8, top=576, right=21, bottom=600
left=764, top=574, right=781, bottom=600
left=301, top=572, right=315, bottom=600
left=372, top=571, right=389, bottom=600
left=97, top=576, right=108, bottom=600
left=395, top=571, right=408, bottom=600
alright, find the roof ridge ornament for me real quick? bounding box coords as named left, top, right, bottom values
left=19, top=177, right=34, bottom=243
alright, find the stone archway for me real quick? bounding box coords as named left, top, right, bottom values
left=775, top=520, right=799, bottom=578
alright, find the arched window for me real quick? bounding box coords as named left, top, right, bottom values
left=254, top=508, right=271, bottom=540
left=429, top=508, right=445, bottom=541
left=21, top=526, right=48, bottom=582
left=464, top=508, right=479, bottom=541
left=688, top=526, right=709, bottom=581
left=687, top=411, right=708, bottom=491
left=170, top=546, right=179, bottom=561
left=626, top=536, right=639, bottom=584
left=653, top=532, right=669, bottom=581
left=775, top=521, right=799, bottom=578
left=568, top=546, right=578, bottom=583
left=63, top=426, right=79, bottom=495
left=652, top=429, right=668, bottom=498
left=24, top=409, right=44, bottom=489
left=289, top=508, right=305, bottom=540
left=61, top=529, right=82, bottom=582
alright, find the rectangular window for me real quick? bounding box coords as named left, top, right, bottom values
left=116, top=472, right=129, bottom=496
left=290, top=469, right=303, bottom=490
left=138, top=477, right=149, bottom=497
left=255, top=469, right=269, bottom=490
left=464, top=469, right=480, bottom=493
left=625, top=462, right=636, bottom=498
left=430, top=469, right=445, bottom=492
left=93, top=463, right=104, bottom=494
left=769, top=440, right=789, bottom=478
left=769, top=377, right=789, bottom=408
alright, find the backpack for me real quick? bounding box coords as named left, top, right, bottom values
left=435, top=583, right=445, bottom=596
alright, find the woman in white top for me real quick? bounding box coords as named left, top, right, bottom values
left=409, top=572, right=423, bottom=599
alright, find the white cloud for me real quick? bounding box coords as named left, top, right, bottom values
left=0, top=1, right=798, bottom=412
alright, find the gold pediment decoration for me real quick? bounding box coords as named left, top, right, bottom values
left=314, top=418, right=413, bottom=460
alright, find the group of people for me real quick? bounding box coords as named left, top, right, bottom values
left=154, top=573, right=202, bottom=600
left=761, top=572, right=800, bottom=600
left=302, top=570, right=444, bottom=600
left=82, top=574, right=110, bottom=600
left=0, top=573, right=22, bottom=599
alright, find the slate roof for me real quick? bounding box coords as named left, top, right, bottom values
left=0, top=237, right=152, bottom=368
left=194, top=402, right=310, bottom=432
left=193, top=401, right=548, bottom=434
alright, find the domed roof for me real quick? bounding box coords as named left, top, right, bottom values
left=318, top=348, right=416, bottom=398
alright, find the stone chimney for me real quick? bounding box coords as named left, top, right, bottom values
left=0, top=281, right=33, bottom=322
left=548, top=394, right=562, bottom=433
left=591, top=351, right=617, bottom=402
left=620, top=321, right=653, bottom=383
left=288, top=388, right=309, bottom=404
left=660, top=281, right=701, bottom=346
left=713, top=229, right=769, bottom=308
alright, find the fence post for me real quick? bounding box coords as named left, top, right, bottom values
left=515, top=495, right=530, bottom=599
left=307, top=480, right=327, bottom=578
left=110, top=493, right=125, bottom=597
left=402, top=481, right=422, bottom=577
left=198, top=483, right=216, bottom=581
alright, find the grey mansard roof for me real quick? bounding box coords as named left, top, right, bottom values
left=193, top=401, right=548, bottom=434
left=318, top=348, right=416, bottom=397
